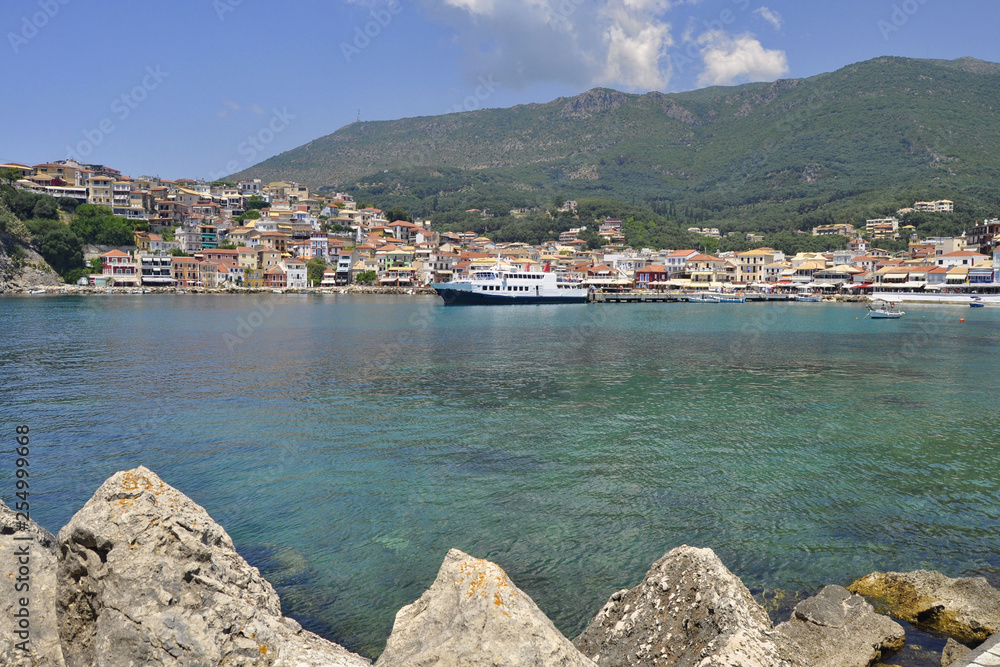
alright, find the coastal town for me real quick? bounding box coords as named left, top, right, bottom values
left=4, top=159, right=1000, bottom=298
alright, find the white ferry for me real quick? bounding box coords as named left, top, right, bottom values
left=432, top=269, right=588, bottom=305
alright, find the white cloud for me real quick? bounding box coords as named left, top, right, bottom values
left=696, top=31, right=789, bottom=87
left=421, top=0, right=677, bottom=91
left=444, top=0, right=494, bottom=15
left=754, top=6, right=782, bottom=31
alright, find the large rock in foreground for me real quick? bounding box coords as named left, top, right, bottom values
left=848, top=570, right=1000, bottom=644
left=940, top=637, right=972, bottom=667
left=0, top=499, right=65, bottom=666
left=376, top=548, right=596, bottom=667
left=774, top=585, right=904, bottom=667
left=56, top=466, right=369, bottom=667
left=573, top=545, right=791, bottom=667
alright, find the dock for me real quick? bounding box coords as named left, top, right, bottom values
left=589, top=291, right=797, bottom=304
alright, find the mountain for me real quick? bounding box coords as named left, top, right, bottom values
left=230, top=57, right=1000, bottom=243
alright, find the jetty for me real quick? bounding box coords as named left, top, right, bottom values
left=589, top=291, right=796, bottom=304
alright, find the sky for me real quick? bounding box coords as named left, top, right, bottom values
left=2, top=0, right=998, bottom=181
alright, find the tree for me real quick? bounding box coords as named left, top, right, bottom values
left=0, top=168, right=21, bottom=186
left=245, top=196, right=268, bottom=211
left=170, top=249, right=189, bottom=257
left=34, top=227, right=83, bottom=275
left=70, top=205, right=134, bottom=246
left=89, top=257, right=103, bottom=274
left=355, top=270, right=377, bottom=284
left=31, top=197, right=58, bottom=220
left=62, top=268, right=89, bottom=285
left=58, top=197, right=80, bottom=213
left=306, top=257, right=327, bottom=285
left=385, top=207, right=411, bottom=223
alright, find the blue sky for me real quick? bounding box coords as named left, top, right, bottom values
left=2, top=0, right=997, bottom=180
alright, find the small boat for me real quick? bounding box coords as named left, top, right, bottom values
left=718, top=294, right=746, bottom=303
left=27, top=289, right=46, bottom=295
left=866, top=300, right=904, bottom=319
left=686, top=294, right=719, bottom=303
left=796, top=292, right=824, bottom=302
left=970, top=297, right=985, bottom=308
left=272, top=289, right=284, bottom=294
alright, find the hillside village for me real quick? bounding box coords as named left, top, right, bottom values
left=4, top=160, right=1000, bottom=294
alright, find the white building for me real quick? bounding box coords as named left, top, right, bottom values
left=281, top=259, right=307, bottom=288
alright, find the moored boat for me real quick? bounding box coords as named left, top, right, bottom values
left=970, top=297, right=985, bottom=308
left=432, top=267, right=587, bottom=305
left=866, top=300, right=903, bottom=319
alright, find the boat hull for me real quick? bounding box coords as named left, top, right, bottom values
left=433, top=287, right=587, bottom=305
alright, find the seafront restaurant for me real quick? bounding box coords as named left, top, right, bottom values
left=871, top=261, right=1000, bottom=295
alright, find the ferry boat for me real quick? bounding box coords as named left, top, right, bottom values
left=432, top=269, right=587, bottom=305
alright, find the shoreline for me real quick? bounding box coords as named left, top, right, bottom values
left=1, top=284, right=439, bottom=296
left=5, top=286, right=998, bottom=309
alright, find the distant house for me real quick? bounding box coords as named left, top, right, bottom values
left=101, top=250, right=138, bottom=285
left=263, top=266, right=287, bottom=289
left=634, top=265, right=670, bottom=291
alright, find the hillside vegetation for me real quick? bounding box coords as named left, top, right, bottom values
left=231, top=57, right=1000, bottom=249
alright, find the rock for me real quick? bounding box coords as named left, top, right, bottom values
left=56, top=466, right=369, bottom=667
left=0, top=499, right=65, bottom=666
left=940, top=638, right=972, bottom=667
left=774, top=585, right=904, bottom=667
left=573, top=545, right=791, bottom=667
left=848, top=570, right=1000, bottom=644
left=376, top=548, right=595, bottom=667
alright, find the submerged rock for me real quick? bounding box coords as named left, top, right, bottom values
left=573, top=545, right=790, bottom=667
left=55, top=466, right=369, bottom=667
left=0, top=499, right=65, bottom=666
left=376, top=548, right=595, bottom=667
left=774, top=585, right=904, bottom=667
left=940, top=637, right=972, bottom=667
left=848, top=570, right=1000, bottom=644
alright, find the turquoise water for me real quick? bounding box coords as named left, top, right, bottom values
left=2, top=295, right=999, bottom=660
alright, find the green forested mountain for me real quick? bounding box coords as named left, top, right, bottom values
left=231, top=56, right=1000, bottom=250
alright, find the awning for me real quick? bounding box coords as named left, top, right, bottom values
left=882, top=274, right=907, bottom=280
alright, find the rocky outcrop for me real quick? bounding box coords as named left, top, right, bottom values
left=560, top=88, right=628, bottom=119
left=573, top=545, right=790, bottom=667
left=376, top=548, right=595, bottom=667
left=773, top=585, right=904, bottom=667
left=848, top=570, right=1000, bottom=644
left=940, top=638, right=972, bottom=667
left=55, top=466, right=369, bottom=667
left=0, top=241, right=62, bottom=293
left=0, top=499, right=65, bottom=666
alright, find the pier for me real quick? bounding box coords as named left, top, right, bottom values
left=589, top=291, right=797, bottom=304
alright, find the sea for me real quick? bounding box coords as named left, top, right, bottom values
left=2, top=294, right=999, bottom=663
